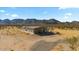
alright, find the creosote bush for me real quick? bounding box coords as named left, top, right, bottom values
left=56, top=32, right=61, bottom=35
left=10, top=50, right=14, bottom=51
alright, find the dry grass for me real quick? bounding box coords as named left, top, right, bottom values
left=65, top=37, right=79, bottom=51
left=0, top=26, right=40, bottom=51
left=50, top=28, right=79, bottom=51
left=0, top=26, right=79, bottom=51
left=53, top=28, right=79, bottom=38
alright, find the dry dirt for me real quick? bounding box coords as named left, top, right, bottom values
left=0, top=27, right=79, bottom=51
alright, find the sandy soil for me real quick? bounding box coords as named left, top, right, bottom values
left=0, top=27, right=79, bottom=51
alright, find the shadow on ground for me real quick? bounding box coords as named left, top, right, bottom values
left=34, top=32, right=56, bottom=36
left=30, top=40, right=63, bottom=51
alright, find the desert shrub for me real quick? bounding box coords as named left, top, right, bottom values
left=56, top=32, right=61, bottom=35
left=65, top=37, right=79, bottom=51
left=10, top=50, right=14, bottom=51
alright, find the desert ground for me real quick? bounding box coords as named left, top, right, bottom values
left=0, top=26, right=79, bottom=51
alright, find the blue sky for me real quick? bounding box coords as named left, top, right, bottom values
left=0, top=7, right=79, bottom=22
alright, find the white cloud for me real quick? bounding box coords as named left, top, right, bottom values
left=63, top=13, right=72, bottom=20
left=64, top=16, right=69, bottom=19
left=0, top=10, right=5, bottom=13
left=65, top=13, right=72, bottom=16
left=5, top=13, right=9, bottom=16
left=58, top=7, right=70, bottom=10
left=62, top=15, right=70, bottom=22
left=11, top=14, right=19, bottom=17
